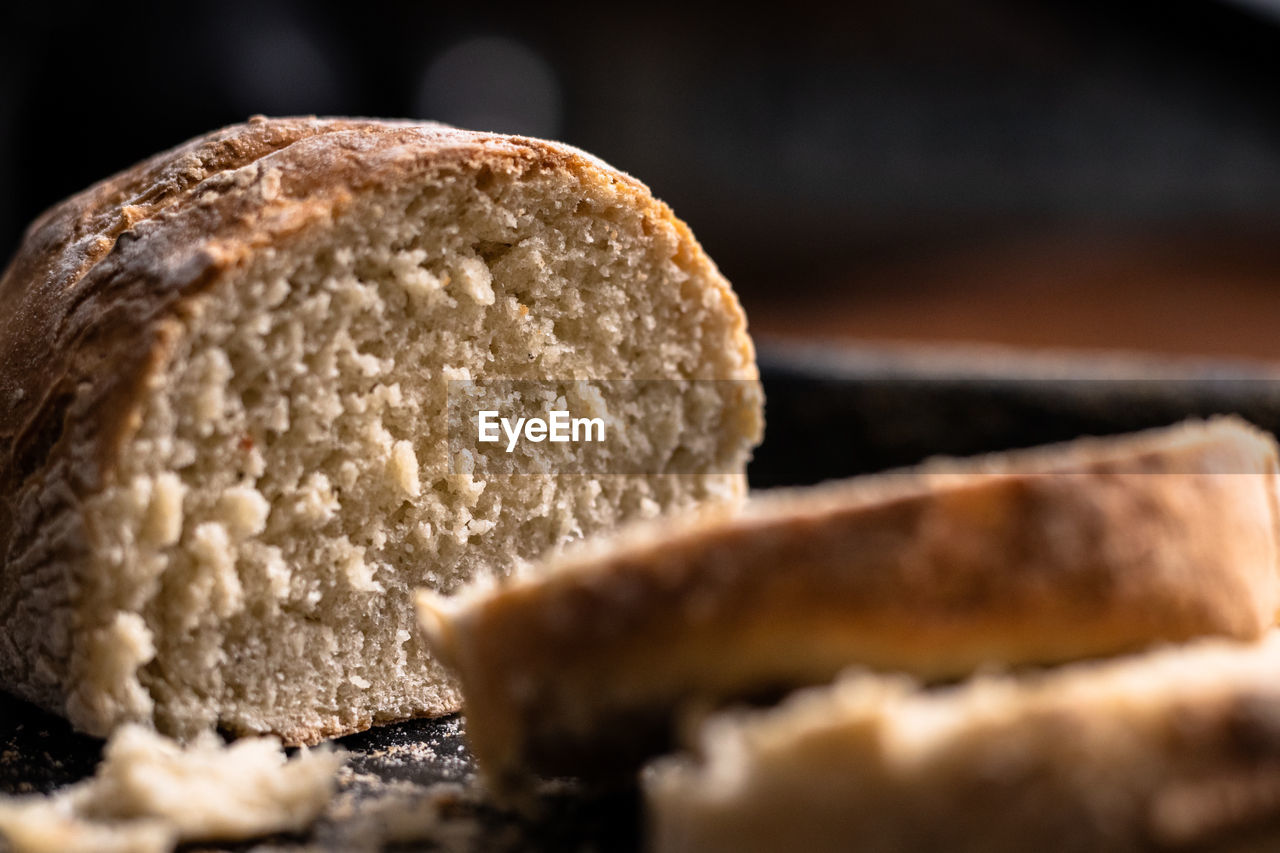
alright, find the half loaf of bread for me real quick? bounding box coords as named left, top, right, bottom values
left=646, top=630, right=1280, bottom=852
left=418, top=417, right=1280, bottom=787
left=0, top=117, right=762, bottom=744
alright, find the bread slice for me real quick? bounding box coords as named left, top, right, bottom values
left=646, top=630, right=1280, bottom=852
left=418, top=417, right=1280, bottom=787
left=0, top=117, right=762, bottom=744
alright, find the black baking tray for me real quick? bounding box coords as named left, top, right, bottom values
left=5, top=341, right=1280, bottom=851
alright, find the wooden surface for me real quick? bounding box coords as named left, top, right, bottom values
left=740, top=227, right=1280, bottom=361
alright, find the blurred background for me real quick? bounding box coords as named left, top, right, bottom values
left=5, top=0, right=1280, bottom=359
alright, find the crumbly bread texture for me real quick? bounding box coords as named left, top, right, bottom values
left=0, top=724, right=342, bottom=853
left=0, top=117, right=762, bottom=744
left=418, top=417, right=1280, bottom=787
left=646, top=630, right=1280, bottom=853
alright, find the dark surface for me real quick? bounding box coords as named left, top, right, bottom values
left=750, top=343, right=1280, bottom=488
left=0, top=696, right=102, bottom=796
left=8, top=1, right=1280, bottom=279
left=4, top=342, right=1280, bottom=850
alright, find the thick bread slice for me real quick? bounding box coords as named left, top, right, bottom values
left=646, top=631, right=1280, bottom=853
left=0, top=116, right=762, bottom=744
left=418, top=417, right=1280, bottom=787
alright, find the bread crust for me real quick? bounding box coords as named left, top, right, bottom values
left=0, top=116, right=757, bottom=741
left=420, top=417, right=1280, bottom=786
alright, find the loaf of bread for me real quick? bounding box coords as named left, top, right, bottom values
left=646, top=630, right=1280, bottom=852
left=418, top=417, right=1280, bottom=787
left=0, top=117, right=762, bottom=744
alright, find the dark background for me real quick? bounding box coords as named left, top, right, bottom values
left=5, top=0, right=1280, bottom=358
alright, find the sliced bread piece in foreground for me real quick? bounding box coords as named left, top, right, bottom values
left=418, top=417, right=1280, bottom=787
left=0, top=117, right=762, bottom=745
left=646, top=630, right=1280, bottom=853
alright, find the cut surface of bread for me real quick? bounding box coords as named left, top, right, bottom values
left=646, top=631, right=1280, bottom=853
left=0, top=117, right=762, bottom=744
left=418, top=417, right=1280, bottom=786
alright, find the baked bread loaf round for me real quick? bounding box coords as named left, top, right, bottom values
left=418, top=417, right=1280, bottom=787
left=646, top=630, right=1280, bottom=853
left=0, top=116, right=762, bottom=744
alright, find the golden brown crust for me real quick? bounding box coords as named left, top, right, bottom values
left=0, top=116, right=755, bottom=738
left=420, top=417, right=1280, bottom=787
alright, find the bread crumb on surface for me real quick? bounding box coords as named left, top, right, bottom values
left=0, top=725, right=343, bottom=853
